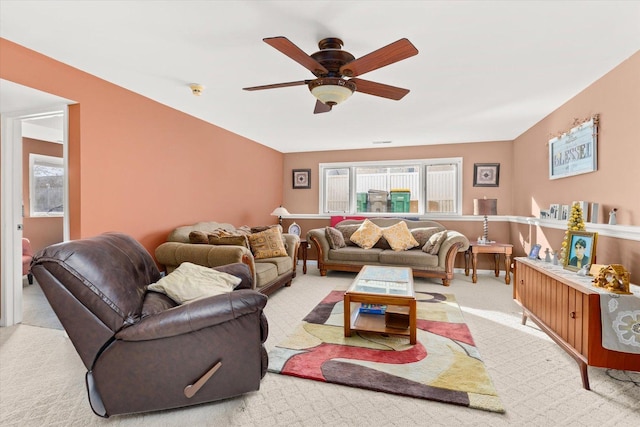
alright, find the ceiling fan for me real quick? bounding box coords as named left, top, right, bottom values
left=243, top=36, right=419, bottom=114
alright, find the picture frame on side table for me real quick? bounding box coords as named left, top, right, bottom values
left=473, top=163, right=500, bottom=187
left=564, top=231, right=598, bottom=272
left=528, top=244, right=541, bottom=259
left=292, top=169, right=311, bottom=189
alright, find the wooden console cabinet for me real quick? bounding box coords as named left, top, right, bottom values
left=514, top=257, right=640, bottom=390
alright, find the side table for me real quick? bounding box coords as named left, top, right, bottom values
left=464, top=242, right=513, bottom=284
left=299, top=239, right=310, bottom=274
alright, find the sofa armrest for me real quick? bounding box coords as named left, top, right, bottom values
left=282, top=233, right=300, bottom=259
left=307, top=228, right=330, bottom=262
left=155, top=242, right=257, bottom=287
left=437, top=231, right=470, bottom=267
left=116, top=289, right=267, bottom=341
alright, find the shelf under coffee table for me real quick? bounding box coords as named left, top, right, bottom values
left=344, top=265, right=417, bottom=344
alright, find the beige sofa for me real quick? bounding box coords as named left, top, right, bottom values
left=155, top=221, right=300, bottom=296
left=307, top=218, right=469, bottom=286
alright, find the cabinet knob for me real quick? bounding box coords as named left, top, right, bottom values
left=569, top=311, right=576, bottom=319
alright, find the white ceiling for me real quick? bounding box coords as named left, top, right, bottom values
left=1, top=1, right=639, bottom=153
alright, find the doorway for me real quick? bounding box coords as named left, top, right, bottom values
left=0, top=80, right=73, bottom=327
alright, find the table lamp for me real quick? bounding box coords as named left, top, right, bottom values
left=270, top=206, right=290, bottom=225
left=473, top=198, right=497, bottom=242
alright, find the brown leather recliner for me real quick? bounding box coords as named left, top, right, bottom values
left=31, top=232, right=269, bottom=418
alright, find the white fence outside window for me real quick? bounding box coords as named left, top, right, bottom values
left=322, top=159, right=461, bottom=214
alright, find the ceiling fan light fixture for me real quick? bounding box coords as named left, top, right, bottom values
left=309, top=78, right=356, bottom=105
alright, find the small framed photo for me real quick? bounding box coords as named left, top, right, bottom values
left=564, top=231, right=598, bottom=272
left=561, top=205, right=570, bottom=221
left=292, top=169, right=311, bottom=189
left=473, top=163, right=500, bottom=187
left=528, top=244, right=541, bottom=259
left=549, top=204, right=560, bottom=220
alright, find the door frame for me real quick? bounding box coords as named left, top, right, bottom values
left=1, top=105, right=69, bottom=327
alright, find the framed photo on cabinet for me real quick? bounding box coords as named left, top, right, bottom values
left=564, top=231, right=598, bottom=272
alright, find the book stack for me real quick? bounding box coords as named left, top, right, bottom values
left=359, top=304, right=386, bottom=315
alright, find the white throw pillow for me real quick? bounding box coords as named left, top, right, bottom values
left=148, top=262, right=241, bottom=304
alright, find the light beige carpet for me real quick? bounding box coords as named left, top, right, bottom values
left=21, top=279, right=63, bottom=330
left=2, top=264, right=639, bottom=426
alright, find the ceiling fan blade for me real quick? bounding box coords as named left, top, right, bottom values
left=340, top=38, right=418, bottom=77
left=350, top=78, right=410, bottom=100
left=263, top=37, right=328, bottom=76
left=314, top=99, right=332, bottom=114
left=243, top=80, right=310, bottom=91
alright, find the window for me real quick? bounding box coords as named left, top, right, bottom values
left=29, top=154, right=64, bottom=216
left=320, top=158, right=462, bottom=215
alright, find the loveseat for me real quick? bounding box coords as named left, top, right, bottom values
left=307, top=218, right=469, bottom=286
left=155, top=221, right=300, bottom=296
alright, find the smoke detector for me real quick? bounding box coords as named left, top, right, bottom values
left=189, top=84, right=204, bottom=96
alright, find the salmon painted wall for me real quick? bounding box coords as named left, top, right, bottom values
left=282, top=140, right=514, bottom=215
left=1, top=38, right=284, bottom=255
left=512, top=51, right=639, bottom=223
left=282, top=141, right=514, bottom=268
left=22, top=138, right=63, bottom=253
left=512, top=50, right=640, bottom=278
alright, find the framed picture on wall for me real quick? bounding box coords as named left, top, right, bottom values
left=473, top=163, right=500, bottom=187
left=292, top=169, right=311, bottom=189
left=549, top=116, right=598, bottom=180
left=564, top=231, right=598, bottom=272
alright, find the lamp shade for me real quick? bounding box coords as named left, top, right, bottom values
left=473, top=198, right=497, bottom=216
left=309, top=78, right=356, bottom=106
left=270, top=206, right=291, bottom=217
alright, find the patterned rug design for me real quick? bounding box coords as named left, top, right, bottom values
left=268, top=290, right=505, bottom=413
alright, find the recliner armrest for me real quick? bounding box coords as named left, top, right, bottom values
left=116, top=289, right=267, bottom=341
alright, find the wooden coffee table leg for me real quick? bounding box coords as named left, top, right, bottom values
left=344, top=295, right=352, bottom=337
left=409, top=299, right=417, bottom=344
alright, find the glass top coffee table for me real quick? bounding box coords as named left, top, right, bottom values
left=344, top=265, right=417, bottom=344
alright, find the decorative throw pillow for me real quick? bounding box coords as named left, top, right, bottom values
left=336, top=224, right=361, bottom=246
left=349, top=219, right=383, bottom=250
left=208, top=235, right=249, bottom=248
left=325, top=226, right=346, bottom=249
left=248, top=227, right=288, bottom=259
left=188, top=230, right=210, bottom=244
left=147, top=262, right=240, bottom=304
left=411, top=227, right=446, bottom=247
left=422, top=230, right=448, bottom=255
left=382, top=221, right=419, bottom=251
left=373, top=236, right=392, bottom=250
left=251, top=224, right=283, bottom=233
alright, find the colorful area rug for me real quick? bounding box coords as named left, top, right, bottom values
left=268, top=290, right=505, bottom=413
